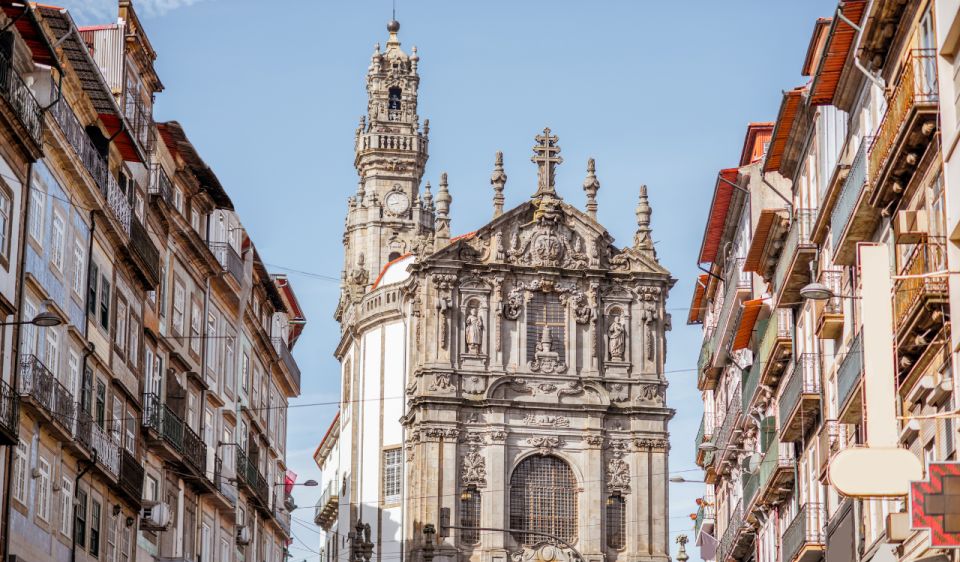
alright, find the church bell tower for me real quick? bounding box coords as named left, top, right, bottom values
left=343, top=20, right=432, bottom=291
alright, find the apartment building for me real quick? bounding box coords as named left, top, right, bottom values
left=0, top=2, right=304, bottom=562
left=690, top=1, right=958, bottom=561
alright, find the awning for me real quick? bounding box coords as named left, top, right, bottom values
left=698, top=168, right=741, bottom=264
left=744, top=209, right=785, bottom=273
left=99, top=113, right=144, bottom=163
left=763, top=87, right=806, bottom=175
left=810, top=1, right=868, bottom=106
left=732, top=299, right=764, bottom=351
left=688, top=273, right=710, bottom=325
left=1, top=2, right=60, bottom=69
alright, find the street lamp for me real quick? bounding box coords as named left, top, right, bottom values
left=697, top=442, right=752, bottom=453
left=799, top=281, right=859, bottom=302
left=669, top=476, right=706, bottom=484
left=0, top=311, right=62, bottom=327
left=277, top=479, right=318, bottom=487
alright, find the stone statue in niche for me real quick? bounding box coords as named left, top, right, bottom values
left=607, top=314, right=627, bottom=361
left=465, top=307, right=484, bottom=354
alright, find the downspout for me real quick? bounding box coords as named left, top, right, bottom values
left=836, top=0, right=886, bottom=92
left=1, top=160, right=34, bottom=562
left=196, top=210, right=213, bottom=561
left=70, top=459, right=95, bottom=562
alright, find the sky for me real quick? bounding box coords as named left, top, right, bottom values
left=65, top=1, right=839, bottom=560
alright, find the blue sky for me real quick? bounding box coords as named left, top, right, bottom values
left=67, top=1, right=838, bottom=559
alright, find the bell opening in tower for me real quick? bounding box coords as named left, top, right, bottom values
left=388, top=87, right=402, bottom=120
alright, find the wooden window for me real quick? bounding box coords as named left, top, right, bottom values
left=190, top=300, right=202, bottom=355
left=60, top=477, right=73, bottom=536
left=75, top=489, right=87, bottom=547
left=99, top=273, right=111, bottom=331
left=90, top=498, right=101, bottom=557
left=29, top=187, right=44, bottom=244
left=509, top=455, right=578, bottom=545
left=526, top=292, right=565, bottom=362
left=72, top=240, right=85, bottom=296
left=12, top=438, right=28, bottom=503
left=172, top=280, right=185, bottom=334
left=0, top=184, right=12, bottom=265
left=37, top=456, right=51, bottom=521
left=606, top=495, right=626, bottom=549
left=383, top=449, right=402, bottom=504
left=51, top=212, right=65, bottom=270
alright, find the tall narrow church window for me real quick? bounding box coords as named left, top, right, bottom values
left=526, top=293, right=566, bottom=363
left=460, top=486, right=481, bottom=545
left=606, top=494, right=626, bottom=549
left=382, top=449, right=402, bottom=504
left=509, top=455, right=577, bottom=545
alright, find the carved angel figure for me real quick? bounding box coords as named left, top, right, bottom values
left=465, top=308, right=484, bottom=354
left=608, top=314, right=627, bottom=361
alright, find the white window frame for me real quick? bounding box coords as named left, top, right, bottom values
left=29, top=188, right=44, bottom=244
left=60, top=477, right=73, bottom=536
left=13, top=438, right=29, bottom=504
left=37, top=455, right=51, bottom=521
left=72, top=240, right=85, bottom=297
left=172, top=281, right=185, bottom=335
left=51, top=211, right=65, bottom=270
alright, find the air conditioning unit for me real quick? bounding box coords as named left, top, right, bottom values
left=894, top=210, right=928, bottom=244
left=236, top=525, right=251, bottom=545
left=906, top=375, right=935, bottom=405
left=140, top=502, right=171, bottom=530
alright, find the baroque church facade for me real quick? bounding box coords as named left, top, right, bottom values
left=317, top=20, right=675, bottom=562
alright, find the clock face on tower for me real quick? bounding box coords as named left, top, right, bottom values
left=385, top=190, right=410, bottom=215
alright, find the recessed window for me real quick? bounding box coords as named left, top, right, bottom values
left=509, top=455, right=578, bottom=545
left=606, top=494, right=626, bottom=549
left=460, top=486, right=481, bottom=545
left=383, top=449, right=402, bottom=504
left=526, top=292, right=566, bottom=362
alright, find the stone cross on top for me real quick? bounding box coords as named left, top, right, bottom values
left=532, top=127, right=563, bottom=198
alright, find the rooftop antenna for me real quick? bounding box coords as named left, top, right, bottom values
left=392, top=0, right=396, bottom=21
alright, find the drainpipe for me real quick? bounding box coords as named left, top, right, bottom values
left=70, top=458, right=95, bottom=562
left=195, top=210, right=214, bottom=561
left=1, top=160, right=34, bottom=562
left=835, top=0, right=886, bottom=92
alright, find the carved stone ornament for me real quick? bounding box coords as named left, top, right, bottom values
left=461, top=446, right=487, bottom=488
left=506, top=195, right=588, bottom=269
left=607, top=453, right=631, bottom=494
left=423, top=427, right=460, bottom=441
left=429, top=373, right=454, bottom=393
left=488, top=430, right=507, bottom=442
left=527, top=436, right=563, bottom=455
left=462, top=374, right=486, bottom=395
left=634, top=437, right=669, bottom=451
left=583, top=434, right=605, bottom=447
left=522, top=414, right=570, bottom=428
left=636, top=383, right=664, bottom=405
left=511, top=544, right=577, bottom=562
left=528, top=327, right=567, bottom=374
left=607, top=383, right=628, bottom=402
left=503, top=286, right=524, bottom=320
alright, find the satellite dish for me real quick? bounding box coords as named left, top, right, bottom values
left=741, top=452, right=760, bottom=474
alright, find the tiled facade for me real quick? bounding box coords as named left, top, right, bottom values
left=690, top=2, right=960, bottom=561
left=0, top=2, right=304, bottom=562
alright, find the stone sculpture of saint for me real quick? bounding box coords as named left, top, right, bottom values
left=465, top=308, right=484, bottom=354
left=608, top=314, right=626, bottom=361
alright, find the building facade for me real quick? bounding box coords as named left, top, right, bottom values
left=690, top=1, right=960, bottom=562
left=314, top=19, right=676, bottom=562
left=0, top=2, right=304, bottom=562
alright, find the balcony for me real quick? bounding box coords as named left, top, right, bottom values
left=782, top=503, right=826, bottom=562
left=814, top=270, right=845, bottom=339
left=18, top=355, right=76, bottom=441
left=699, top=259, right=751, bottom=390
left=831, top=138, right=875, bottom=266
left=314, top=479, right=340, bottom=530
left=236, top=446, right=271, bottom=511
left=837, top=334, right=864, bottom=423
left=773, top=209, right=818, bottom=307
left=893, top=239, right=948, bottom=355
left=818, top=420, right=852, bottom=482
left=274, top=499, right=292, bottom=537
left=0, top=51, right=43, bottom=155
left=129, top=217, right=161, bottom=288
left=697, top=337, right=718, bottom=391
left=122, top=92, right=155, bottom=155
left=89, top=422, right=120, bottom=477
left=744, top=439, right=795, bottom=512
left=142, top=393, right=207, bottom=477
left=208, top=242, right=244, bottom=285
left=149, top=163, right=175, bottom=207
left=694, top=413, right=715, bottom=468
left=118, top=449, right=145, bottom=508
left=778, top=354, right=822, bottom=442
left=272, top=337, right=301, bottom=393
left=104, top=173, right=132, bottom=236
left=869, top=50, right=939, bottom=211
left=717, top=500, right=752, bottom=562
left=712, top=387, right=743, bottom=477
left=694, top=500, right=715, bottom=548
left=756, top=308, right=794, bottom=388
left=356, top=131, right=427, bottom=157
left=0, top=378, right=17, bottom=445
left=742, top=358, right=765, bottom=421
left=50, top=96, right=110, bottom=191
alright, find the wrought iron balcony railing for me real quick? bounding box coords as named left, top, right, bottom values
left=779, top=353, right=822, bottom=441
left=756, top=308, right=793, bottom=388
left=272, top=337, right=301, bottom=392
left=19, top=355, right=75, bottom=435
left=142, top=392, right=207, bottom=475
left=694, top=501, right=716, bottom=544
left=0, top=378, right=19, bottom=445
left=207, top=242, right=244, bottom=285
left=236, top=446, right=270, bottom=509
left=773, top=209, right=817, bottom=301
left=782, top=503, right=826, bottom=562
left=837, top=333, right=863, bottom=418
left=815, top=270, right=845, bottom=339
left=130, top=216, right=161, bottom=285
left=695, top=412, right=715, bottom=467
left=0, top=51, right=43, bottom=147
left=50, top=96, right=109, bottom=191
left=831, top=137, right=873, bottom=255
left=104, top=172, right=132, bottom=236
left=148, top=163, right=174, bottom=206
left=118, top=449, right=144, bottom=506
left=717, top=500, right=744, bottom=562
left=90, top=421, right=120, bottom=477
left=893, top=238, right=947, bottom=331
left=123, top=92, right=155, bottom=153
left=869, top=49, right=939, bottom=199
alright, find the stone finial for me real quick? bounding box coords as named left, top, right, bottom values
left=411, top=45, right=419, bottom=72
left=675, top=534, right=689, bottom=562
left=582, top=157, right=600, bottom=219
left=491, top=151, right=507, bottom=218
left=422, top=181, right=434, bottom=211
left=435, top=173, right=452, bottom=246
left=531, top=127, right=563, bottom=199
left=423, top=119, right=430, bottom=137
left=634, top=184, right=654, bottom=257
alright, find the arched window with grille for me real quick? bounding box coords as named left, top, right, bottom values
left=460, top=486, right=481, bottom=545
left=509, top=455, right=578, bottom=545
left=526, top=292, right=566, bottom=363
left=605, top=494, right=626, bottom=549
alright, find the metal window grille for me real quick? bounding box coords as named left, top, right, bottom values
left=461, top=489, right=481, bottom=545
left=526, top=293, right=566, bottom=362
left=509, top=455, right=578, bottom=545
left=383, top=449, right=402, bottom=503
left=606, top=496, right=626, bottom=549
